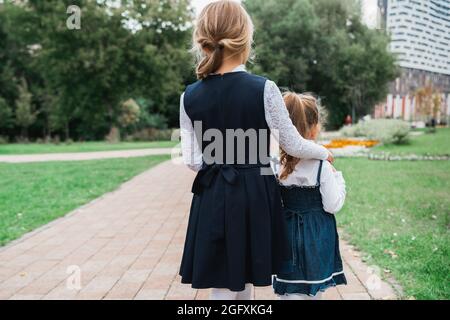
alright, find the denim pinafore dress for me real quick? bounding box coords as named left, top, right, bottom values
left=273, top=160, right=347, bottom=296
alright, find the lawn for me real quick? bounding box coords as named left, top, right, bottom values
left=0, top=140, right=178, bottom=155
left=0, top=155, right=170, bottom=246
left=373, top=127, right=450, bottom=156
left=335, top=158, right=450, bottom=300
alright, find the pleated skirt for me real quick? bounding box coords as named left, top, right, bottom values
left=179, top=167, right=289, bottom=292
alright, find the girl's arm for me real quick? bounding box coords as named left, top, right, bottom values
left=320, top=161, right=346, bottom=214
left=180, top=93, right=203, bottom=172
left=264, top=80, right=330, bottom=160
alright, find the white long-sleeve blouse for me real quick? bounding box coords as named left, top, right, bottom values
left=179, top=65, right=329, bottom=172
left=279, top=160, right=347, bottom=214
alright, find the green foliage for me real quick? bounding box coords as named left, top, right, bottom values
left=134, top=97, right=169, bottom=130
left=1, top=0, right=399, bottom=137
left=341, top=119, right=410, bottom=144
left=15, top=80, right=38, bottom=138
left=245, top=0, right=398, bottom=128
left=0, top=0, right=193, bottom=140
left=0, top=97, right=13, bottom=130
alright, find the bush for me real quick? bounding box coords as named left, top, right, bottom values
left=126, top=128, right=173, bottom=142
left=0, top=136, right=9, bottom=144
left=119, top=99, right=141, bottom=128
left=340, top=122, right=366, bottom=137
left=138, top=113, right=168, bottom=130
left=340, top=119, right=410, bottom=144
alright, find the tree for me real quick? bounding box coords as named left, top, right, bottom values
left=0, top=0, right=194, bottom=141
left=415, top=85, right=441, bottom=122
left=245, top=0, right=397, bottom=128
left=0, top=1, right=41, bottom=138
left=0, top=97, right=13, bottom=131
left=31, top=0, right=193, bottom=140
left=15, top=80, right=38, bottom=139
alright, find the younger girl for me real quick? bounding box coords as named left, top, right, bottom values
left=273, top=92, right=347, bottom=300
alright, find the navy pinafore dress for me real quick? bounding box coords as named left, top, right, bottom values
left=273, top=161, right=347, bottom=296
left=179, top=71, right=289, bottom=291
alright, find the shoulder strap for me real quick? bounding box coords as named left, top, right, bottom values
left=316, top=160, right=323, bottom=186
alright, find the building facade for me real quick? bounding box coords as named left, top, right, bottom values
left=374, top=0, right=450, bottom=123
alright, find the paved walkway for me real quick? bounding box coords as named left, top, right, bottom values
left=0, top=161, right=399, bottom=300
left=0, top=148, right=173, bottom=163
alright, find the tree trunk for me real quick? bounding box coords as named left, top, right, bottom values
left=65, top=120, right=70, bottom=141
left=106, top=102, right=120, bottom=143
left=21, top=127, right=28, bottom=142
left=351, top=104, right=356, bottom=124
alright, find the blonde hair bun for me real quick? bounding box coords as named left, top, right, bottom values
left=193, top=0, right=254, bottom=79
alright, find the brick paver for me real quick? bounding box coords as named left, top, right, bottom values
left=0, top=161, right=400, bottom=300
left=0, top=148, right=172, bottom=163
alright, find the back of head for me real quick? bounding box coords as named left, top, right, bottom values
left=193, top=0, right=254, bottom=79
left=280, top=92, right=320, bottom=180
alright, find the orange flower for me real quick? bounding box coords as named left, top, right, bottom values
left=323, top=139, right=379, bottom=149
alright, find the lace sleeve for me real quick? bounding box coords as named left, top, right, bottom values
left=264, top=80, right=329, bottom=160
left=180, top=93, right=203, bottom=172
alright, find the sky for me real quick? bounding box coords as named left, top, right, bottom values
left=192, top=0, right=379, bottom=28
left=361, top=0, right=379, bottom=29
left=192, top=0, right=240, bottom=13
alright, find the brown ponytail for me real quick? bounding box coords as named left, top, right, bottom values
left=193, top=1, right=254, bottom=79
left=279, top=92, right=320, bottom=180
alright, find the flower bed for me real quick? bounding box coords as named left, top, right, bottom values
left=368, top=153, right=450, bottom=161
left=324, top=139, right=379, bottom=149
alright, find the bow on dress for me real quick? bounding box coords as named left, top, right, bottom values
left=284, top=208, right=304, bottom=268
left=191, top=163, right=244, bottom=241
left=192, top=164, right=239, bottom=195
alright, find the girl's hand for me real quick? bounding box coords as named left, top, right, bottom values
left=327, top=150, right=334, bottom=164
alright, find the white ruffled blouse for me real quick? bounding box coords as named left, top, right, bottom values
left=179, top=64, right=329, bottom=172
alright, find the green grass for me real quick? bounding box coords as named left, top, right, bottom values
left=335, top=158, right=450, bottom=300
left=0, top=141, right=178, bottom=155
left=373, top=127, right=450, bottom=156
left=0, top=155, right=169, bottom=246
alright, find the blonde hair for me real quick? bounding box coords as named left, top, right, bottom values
left=279, top=92, right=320, bottom=180
left=193, top=0, right=254, bottom=79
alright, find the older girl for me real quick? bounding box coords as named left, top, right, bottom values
left=179, top=1, right=332, bottom=300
